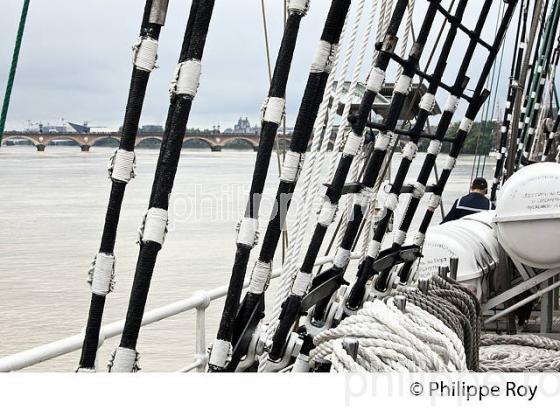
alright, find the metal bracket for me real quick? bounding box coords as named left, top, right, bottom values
left=263, top=333, right=303, bottom=373
left=226, top=294, right=265, bottom=372
left=300, top=268, right=348, bottom=313
left=149, top=0, right=169, bottom=25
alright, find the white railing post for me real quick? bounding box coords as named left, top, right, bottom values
left=193, top=291, right=210, bottom=372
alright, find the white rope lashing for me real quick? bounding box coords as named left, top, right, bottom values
left=170, top=59, right=202, bottom=97
left=280, top=151, right=304, bottom=182
left=108, top=347, right=139, bottom=372
left=132, top=37, right=159, bottom=72
left=262, top=97, right=286, bottom=125
left=287, top=0, right=311, bottom=15
left=248, top=260, right=272, bottom=294
left=138, top=208, right=168, bottom=245
left=311, top=41, right=339, bottom=74
left=108, top=149, right=136, bottom=183
left=88, top=252, right=115, bottom=296
left=236, top=217, right=259, bottom=248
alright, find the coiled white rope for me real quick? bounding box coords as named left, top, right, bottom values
left=311, top=299, right=467, bottom=372
left=480, top=334, right=560, bottom=372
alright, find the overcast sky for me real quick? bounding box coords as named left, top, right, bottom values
left=0, top=0, right=515, bottom=131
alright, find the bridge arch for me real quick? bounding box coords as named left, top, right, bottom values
left=46, top=136, right=81, bottom=146
left=2, top=135, right=37, bottom=146
left=222, top=137, right=257, bottom=151
left=92, top=136, right=120, bottom=147
left=135, top=136, right=162, bottom=149
left=183, top=136, right=215, bottom=150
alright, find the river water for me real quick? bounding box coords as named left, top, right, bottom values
left=0, top=146, right=495, bottom=371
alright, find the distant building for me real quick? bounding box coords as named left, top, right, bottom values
left=67, top=122, right=90, bottom=133
left=224, top=117, right=260, bottom=134
left=141, top=125, right=164, bottom=133
left=24, top=122, right=78, bottom=133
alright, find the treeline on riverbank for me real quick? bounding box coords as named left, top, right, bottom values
left=419, top=120, right=498, bottom=155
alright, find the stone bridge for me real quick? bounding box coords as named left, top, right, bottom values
left=1, top=131, right=269, bottom=152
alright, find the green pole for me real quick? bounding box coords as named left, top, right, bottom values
left=0, top=0, right=31, bottom=147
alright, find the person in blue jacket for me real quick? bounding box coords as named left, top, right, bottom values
left=441, top=177, right=493, bottom=223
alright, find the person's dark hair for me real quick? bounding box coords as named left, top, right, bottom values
left=471, top=177, right=488, bottom=191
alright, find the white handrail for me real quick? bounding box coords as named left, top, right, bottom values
left=0, top=253, right=360, bottom=372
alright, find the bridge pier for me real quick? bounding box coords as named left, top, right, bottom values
left=253, top=145, right=259, bottom=152
left=36, top=144, right=45, bottom=152
left=81, top=145, right=91, bottom=152
left=211, top=146, right=222, bottom=152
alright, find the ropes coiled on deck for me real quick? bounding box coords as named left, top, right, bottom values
left=479, top=334, right=560, bottom=372
left=310, top=274, right=478, bottom=372
left=310, top=269, right=560, bottom=373
left=311, top=298, right=467, bottom=372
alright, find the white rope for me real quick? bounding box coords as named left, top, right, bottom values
left=108, top=149, right=136, bottom=183
left=236, top=217, right=259, bottom=248
left=248, top=260, right=272, bottom=294
left=169, top=59, right=202, bottom=97
left=480, top=334, right=560, bottom=372
left=287, top=0, right=310, bottom=15
left=311, top=41, right=338, bottom=73
left=280, top=150, right=303, bottom=182
left=311, top=299, right=466, bottom=372
left=132, top=37, right=159, bottom=72
left=385, top=297, right=466, bottom=370
left=329, top=0, right=378, bottom=248
left=138, top=208, right=168, bottom=245
left=88, top=252, right=115, bottom=296
left=262, top=97, right=286, bottom=125
left=396, top=0, right=415, bottom=78
left=108, top=347, right=139, bottom=373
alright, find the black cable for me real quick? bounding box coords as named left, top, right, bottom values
left=208, top=4, right=307, bottom=372
left=78, top=0, right=169, bottom=371
left=108, top=0, right=215, bottom=372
